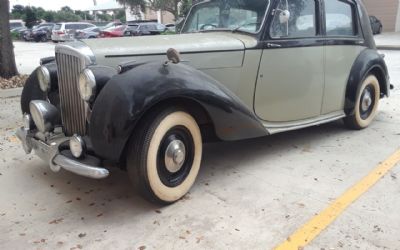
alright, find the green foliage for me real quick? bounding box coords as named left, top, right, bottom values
left=54, top=11, right=81, bottom=22
left=43, top=11, right=56, bottom=22
left=11, top=4, right=25, bottom=19
left=10, top=4, right=109, bottom=23
left=117, top=0, right=194, bottom=19
left=116, top=0, right=146, bottom=12
left=115, top=10, right=127, bottom=23
left=161, top=30, right=176, bottom=35
left=179, top=0, right=192, bottom=17
left=11, top=31, right=20, bottom=40
left=61, top=6, right=74, bottom=13
left=24, top=7, right=38, bottom=28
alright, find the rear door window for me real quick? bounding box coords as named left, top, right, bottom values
left=325, top=0, right=356, bottom=36
left=65, top=24, right=78, bottom=30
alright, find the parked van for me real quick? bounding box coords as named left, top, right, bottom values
left=51, top=22, right=96, bottom=42
left=9, top=20, right=25, bottom=31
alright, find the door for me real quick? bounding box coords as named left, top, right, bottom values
left=255, top=0, right=325, bottom=122
left=322, top=0, right=365, bottom=114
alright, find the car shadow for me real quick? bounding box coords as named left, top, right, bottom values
left=27, top=120, right=349, bottom=218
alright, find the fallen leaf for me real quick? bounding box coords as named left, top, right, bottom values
left=78, top=233, right=86, bottom=238
left=49, top=218, right=64, bottom=224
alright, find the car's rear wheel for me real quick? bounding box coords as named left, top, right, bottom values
left=344, top=75, right=380, bottom=130
left=126, top=107, right=203, bottom=205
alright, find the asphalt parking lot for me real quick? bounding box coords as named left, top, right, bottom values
left=0, top=42, right=400, bottom=249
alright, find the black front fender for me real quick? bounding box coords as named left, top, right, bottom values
left=89, top=62, right=267, bottom=162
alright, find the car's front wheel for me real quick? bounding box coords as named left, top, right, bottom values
left=344, top=75, right=380, bottom=130
left=127, top=107, right=203, bottom=205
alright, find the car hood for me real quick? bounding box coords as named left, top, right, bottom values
left=82, top=32, right=258, bottom=69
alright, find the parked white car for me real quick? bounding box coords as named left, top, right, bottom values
left=51, top=22, right=96, bottom=42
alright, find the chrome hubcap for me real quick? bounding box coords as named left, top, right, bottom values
left=165, top=140, right=186, bottom=173
left=361, top=90, right=373, bottom=112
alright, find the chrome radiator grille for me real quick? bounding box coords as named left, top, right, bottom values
left=55, top=52, right=87, bottom=136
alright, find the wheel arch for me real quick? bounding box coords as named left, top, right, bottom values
left=345, top=49, right=389, bottom=115
left=119, top=96, right=218, bottom=167
left=89, top=61, right=267, bottom=163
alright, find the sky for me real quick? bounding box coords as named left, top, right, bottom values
left=9, top=0, right=117, bottom=11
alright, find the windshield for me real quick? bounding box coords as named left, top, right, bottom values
left=181, top=0, right=270, bottom=33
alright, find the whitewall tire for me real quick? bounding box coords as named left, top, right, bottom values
left=344, top=75, right=380, bottom=130
left=127, top=107, right=202, bottom=204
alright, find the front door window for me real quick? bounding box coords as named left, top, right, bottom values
left=270, top=0, right=317, bottom=39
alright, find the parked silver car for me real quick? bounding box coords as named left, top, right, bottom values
left=51, top=22, right=96, bottom=42
left=75, top=26, right=101, bottom=39
left=18, top=0, right=392, bottom=205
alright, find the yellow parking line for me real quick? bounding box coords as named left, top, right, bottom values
left=275, top=149, right=400, bottom=250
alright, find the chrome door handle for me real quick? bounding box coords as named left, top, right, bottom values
left=267, top=43, right=282, bottom=48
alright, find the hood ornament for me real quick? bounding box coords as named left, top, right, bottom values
left=165, top=48, right=181, bottom=65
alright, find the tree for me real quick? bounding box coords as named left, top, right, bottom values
left=148, top=0, right=181, bottom=19
left=61, top=6, right=74, bottom=13
left=118, top=0, right=193, bottom=20
left=0, top=0, right=18, bottom=78
left=116, top=0, right=147, bottom=13
left=179, top=0, right=192, bottom=17
left=11, top=4, right=25, bottom=19
left=43, top=11, right=55, bottom=22
left=23, top=6, right=38, bottom=28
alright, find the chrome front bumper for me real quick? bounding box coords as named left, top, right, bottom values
left=16, top=128, right=109, bottom=179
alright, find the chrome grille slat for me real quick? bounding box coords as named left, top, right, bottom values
left=56, top=51, right=87, bottom=136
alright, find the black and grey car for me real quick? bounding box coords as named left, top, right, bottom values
left=17, top=0, right=392, bottom=205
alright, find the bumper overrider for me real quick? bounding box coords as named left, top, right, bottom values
left=16, top=100, right=109, bottom=179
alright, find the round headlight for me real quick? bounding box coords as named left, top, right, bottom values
left=29, top=100, right=59, bottom=133
left=69, top=135, right=86, bottom=158
left=78, top=69, right=96, bottom=102
left=37, top=66, right=51, bottom=92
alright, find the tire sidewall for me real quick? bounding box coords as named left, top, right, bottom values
left=354, top=75, right=380, bottom=128
left=146, top=111, right=202, bottom=203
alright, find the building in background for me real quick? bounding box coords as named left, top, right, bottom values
left=125, top=7, right=174, bottom=24
left=363, top=0, right=400, bottom=32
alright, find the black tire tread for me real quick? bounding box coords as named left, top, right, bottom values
left=126, top=106, right=182, bottom=205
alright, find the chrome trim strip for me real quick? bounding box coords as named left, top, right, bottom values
left=56, top=44, right=90, bottom=136
left=264, top=111, right=346, bottom=135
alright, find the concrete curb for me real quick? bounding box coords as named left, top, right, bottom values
left=377, top=45, right=400, bottom=51
left=0, top=88, right=22, bottom=98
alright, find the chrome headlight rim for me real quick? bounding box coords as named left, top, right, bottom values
left=29, top=100, right=59, bottom=133
left=69, top=135, right=86, bottom=158
left=37, top=66, right=51, bottom=92
left=78, top=68, right=97, bottom=102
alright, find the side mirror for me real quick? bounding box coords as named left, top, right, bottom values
left=279, top=10, right=291, bottom=24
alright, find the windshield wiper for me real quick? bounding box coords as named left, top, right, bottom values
left=197, top=28, right=232, bottom=33
left=232, top=22, right=261, bottom=33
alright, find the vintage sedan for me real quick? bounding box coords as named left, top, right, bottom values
left=17, top=0, right=392, bottom=204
